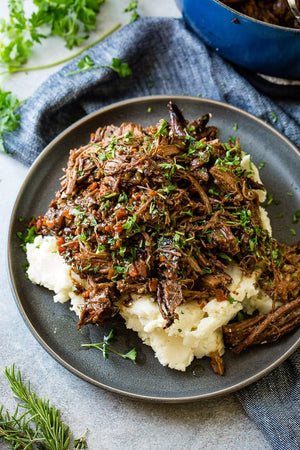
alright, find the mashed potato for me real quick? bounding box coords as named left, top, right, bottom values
left=26, top=235, right=85, bottom=313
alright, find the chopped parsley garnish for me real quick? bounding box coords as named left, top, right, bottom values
left=258, top=160, right=266, bottom=170
left=154, top=120, right=168, bottom=137
left=16, top=225, right=38, bottom=251
left=124, top=1, right=140, bottom=23
left=266, top=193, right=280, bottom=206
left=292, top=210, right=300, bottom=224
left=271, top=112, right=278, bottom=123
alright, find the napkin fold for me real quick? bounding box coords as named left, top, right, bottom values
left=237, top=350, right=300, bottom=450
left=4, top=17, right=299, bottom=449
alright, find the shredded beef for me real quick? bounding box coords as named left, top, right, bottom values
left=36, top=102, right=299, bottom=372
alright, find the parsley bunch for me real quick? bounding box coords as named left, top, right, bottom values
left=0, top=0, right=105, bottom=73
left=0, top=1, right=137, bottom=153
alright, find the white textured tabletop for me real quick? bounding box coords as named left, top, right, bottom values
left=0, top=1, right=271, bottom=448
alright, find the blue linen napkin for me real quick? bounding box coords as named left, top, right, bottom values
left=4, top=17, right=299, bottom=449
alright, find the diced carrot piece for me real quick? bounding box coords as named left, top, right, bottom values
left=89, top=182, right=98, bottom=191
left=129, top=264, right=139, bottom=277
left=56, top=236, right=65, bottom=246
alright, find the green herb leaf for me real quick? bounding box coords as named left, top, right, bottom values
left=122, top=348, right=137, bottom=361
left=109, top=57, right=132, bottom=78
left=82, top=329, right=137, bottom=361
left=124, top=1, right=139, bottom=12
left=129, top=10, right=140, bottom=22
left=74, top=429, right=88, bottom=449
left=16, top=224, right=38, bottom=251
left=271, top=111, right=278, bottom=123
left=258, top=160, right=266, bottom=170
left=155, top=119, right=168, bottom=137
left=292, top=210, right=300, bottom=224
left=124, top=1, right=140, bottom=23
left=0, top=88, right=21, bottom=153
left=78, top=54, right=95, bottom=70
left=66, top=56, right=132, bottom=78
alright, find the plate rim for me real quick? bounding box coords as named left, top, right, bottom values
left=8, top=95, right=300, bottom=402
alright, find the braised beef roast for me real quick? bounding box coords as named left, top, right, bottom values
left=34, top=102, right=300, bottom=374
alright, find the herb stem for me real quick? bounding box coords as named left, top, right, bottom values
left=0, top=23, right=121, bottom=75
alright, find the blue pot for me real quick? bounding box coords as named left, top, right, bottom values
left=176, top=0, right=300, bottom=79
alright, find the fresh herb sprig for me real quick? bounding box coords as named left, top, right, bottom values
left=0, top=0, right=138, bottom=154
left=0, top=23, right=121, bottom=153
left=0, top=365, right=74, bottom=449
left=0, top=88, right=21, bottom=152
left=124, top=1, right=140, bottom=23
left=82, top=329, right=137, bottom=361
left=66, top=56, right=132, bottom=78
left=0, top=0, right=106, bottom=73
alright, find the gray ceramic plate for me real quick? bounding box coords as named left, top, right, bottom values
left=8, top=96, right=300, bottom=402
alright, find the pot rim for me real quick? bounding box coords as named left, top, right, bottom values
left=213, top=0, right=300, bottom=33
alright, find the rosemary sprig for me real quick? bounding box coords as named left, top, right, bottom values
left=0, top=365, right=72, bottom=449
left=82, top=329, right=137, bottom=361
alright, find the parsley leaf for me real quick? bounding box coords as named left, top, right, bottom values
left=124, top=1, right=140, bottom=23
left=0, top=88, right=21, bottom=152
left=77, top=54, right=95, bottom=71
left=124, top=1, right=139, bottom=11
left=292, top=210, right=300, bottom=224
left=271, top=111, right=278, bottom=123
left=16, top=224, right=38, bottom=251
left=109, top=57, right=132, bottom=77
